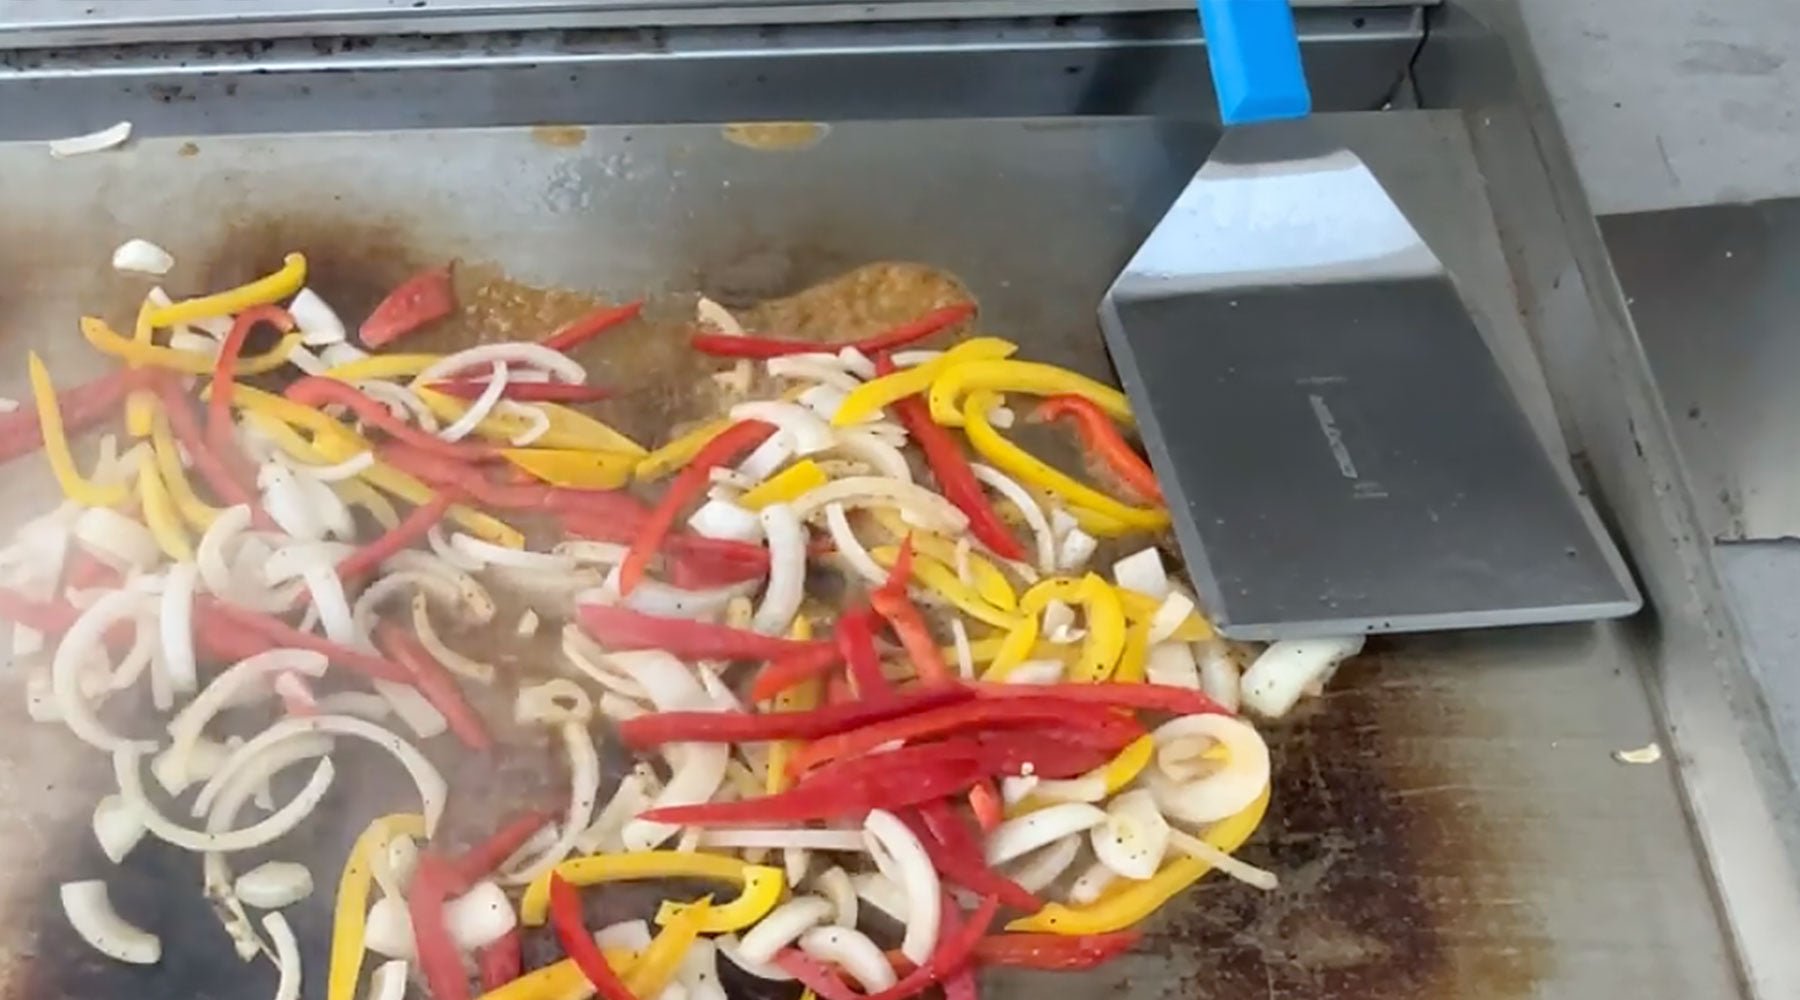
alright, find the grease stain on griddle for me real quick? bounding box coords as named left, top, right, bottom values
left=532, top=125, right=589, bottom=149
left=721, top=122, right=829, bottom=152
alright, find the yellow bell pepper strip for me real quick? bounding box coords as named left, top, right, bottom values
left=329, top=813, right=427, bottom=1000
left=125, top=299, right=158, bottom=438
left=27, top=353, right=130, bottom=508
left=767, top=617, right=821, bottom=795
left=963, top=392, right=1168, bottom=533
left=1061, top=501, right=1138, bottom=539
left=652, top=870, right=783, bottom=933
left=980, top=613, right=1042, bottom=682
left=80, top=316, right=302, bottom=377
left=831, top=336, right=1019, bottom=426
left=223, top=382, right=367, bottom=449
left=869, top=508, right=1017, bottom=611
left=332, top=476, right=401, bottom=530
left=146, top=252, right=306, bottom=328
left=1019, top=575, right=1127, bottom=682
left=628, top=898, right=712, bottom=996
left=634, top=417, right=734, bottom=483
left=136, top=449, right=192, bottom=561
left=870, top=545, right=1021, bottom=631
left=740, top=458, right=830, bottom=510
left=500, top=448, right=637, bottom=490
left=475, top=951, right=642, bottom=1000
left=150, top=408, right=221, bottom=531
left=320, top=353, right=442, bottom=382
left=1006, top=785, right=1270, bottom=935
left=414, top=388, right=647, bottom=456
left=1010, top=734, right=1154, bottom=817
left=358, top=459, right=525, bottom=549
left=1112, top=620, right=1151, bottom=684
left=929, top=359, right=1133, bottom=428
left=1116, top=587, right=1215, bottom=642
left=955, top=633, right=1069, bottom=666
left=519, top=851, right=785, bottom=928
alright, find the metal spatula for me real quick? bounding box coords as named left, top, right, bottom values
left=1098, top=0, right=1640, bottom=639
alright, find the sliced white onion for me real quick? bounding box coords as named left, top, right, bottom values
left=359, top=379, right=440, bottom=432
left=196, top=715, right=447, bottom=833
left=365, top=960, right=409, bottom=1000
left=364, top=896, right=413, bottom=958
left=1166, top=827, right=1278, bottom=890
left=791, top=477, right=967, bottom=534
left=50, top=121, right=132, bottom=157
left=731, top=402, right=834, bottom=456
left=555, top=539, right=631, bottom=566
left=1008, top=833, right=1082, bottom=893
left=596, top=919, right=654, bottom=952
left=515, top=679, right=594, bottom=727
left=418, top=343, right=586, bottom=384
left=351, top=570, right=464, bottom=637
left=850, top=871, right=909, bottom=924
left=796, top=384, right=851, bottom=422
left=1041, top=600, right=1081, bottom=644
left=832, top=429, right=912, bottom=483
left=76, top=506, right=161, bottom=573
left=93, top=794, right=147, bottom=864
left=172, top=330, right=225, bottom=356
left=698, top=828, right=869, bottom=852
left=450, top=532, right=576, bottom=574
left=412, top=594, right=493, bottom=684
left=283, top=287, right=347, bottom=346
left=862, top=809, right=938, bottom=963
left=488, top=400, right=548, bottom=446
left=116, top=746, right=335, bottom=853
left=1112, top=548, right=1170, bottom=599
left=440, top=361, right=509, bottom=442
left=373, top=833, right=420, bottom=900
left=733, top=432, right=797, bottom=486
left=717, top=934, right=795, bottom=983
left=824, top=502, right=886, bottom=585
left=156, top=562, right=198, bottom=694
left=809, top=866, right=859, bottom=928
left=322, top=342, right=370, bottom=366
left=113, top=238, right=175, bottom=276
left=1146, top=591, right=1197, bottom=645
left=688, top=499, right=763, bottom=543
left=61, top=880, right=159, bottom=964
left=1198, top=642, right=1242, bottom=714
left=560, top=625, right=650, bottom=701
left=197, top=507, right=301, bottom=612
left=984, top=803, right=1107, bottom=867
left=1069, top=859, right=1120, bottom=904
left=373, top=678, right=449, bottom=741
left=1145, top=642, right=1200, bottom=690
left=234, top=862, right=315, bottom=910
left=750, top=503, right=805, bottom=636
left=625, top=743, right=727, bottom=852
left=313, top=691, right=395, bottom=720
left=1057, top=528, right=1099, bottom=573
left=969, top=463, right=1056, bottom=574
left=383, top=551, right=497, bottom=622
left=767, top=355, right=862, bottom=392
left=1240, top=636, right=1364, bottom=719
left=1003, top=660, right=1065, bottom=685
left=276, top=448, right=374, bottom=483
left=166, top=649, right=328, bottom=788
left=500, top=721, right=599, bottom=884
left=798, top=927, right=896, bottom=992
left=258, top=463, right=325, bottom=541
left=151, top=737, right=231, bottom=796
left=1091, top=789, right=1169, bottom=881
left=599, top=648, right=709, bottom=711
left=947, top=618, right=975, bottom=680
left=1001, top=774, right=1039, bottom=805
left=738, top=895, right=835, bottom=964
left=446, top=880, right=518, bottom=949
left=1146, top=714, right=1270, bottom=825
left=679, top=937, right=728, bottom=1000
left=53, top=587, right=156, bottom=752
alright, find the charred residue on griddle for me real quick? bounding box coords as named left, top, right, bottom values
left=532, top=125, right=589, bottom=149
left=1141, top=641, right=1544, bottom=1000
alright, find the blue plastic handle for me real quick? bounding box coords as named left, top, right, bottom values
left=1197, top=0, right=1313, bottom=125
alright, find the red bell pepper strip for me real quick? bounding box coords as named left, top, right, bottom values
left=787, top=699, right=1141, bottom=776
left=197, top=598, right=412, bottom=683
left=409, top=853, right=471, bottom=1000
left=618, top=419, right=774, bottom=594
left=0, top=586, right=80, bottom=632
left=562, top=510, right=772, bottom=587
left=452, top=809, right=554, bottom=885
left=478, top=929, right=524, bottom=992
left=910, top=803, right=1042, bottom=912
left=971, top=681, right=1231, bottom=717
left=64, top=549, right=122, bottom=591
left=428, top=379, right=614, bottom=404
left=208, top=305, right=296, bottom=468
left=0, top=367, right=136, bottom=466
left=379, top=442, right=552, bottom=510
left=774, top=894, right=998, bottom=1000
left=639, top=748, right=987, bottom=826
left=540, top=300, right=645, bottom=353
left=617, top=686, right=974, bottom=749
left=969, top=731, right=1115, bottom=779
left=361, top=265, right=455, bottom=349
left=285, top=377, right=496, bottom=461
left=836, top=606, right=892, bottom=699
left=750, top=647, right=848, bottom=703
left=336, top=492, right=455, bottom=581
left=152, top=378, right=269, bottom=524
left=875, top=356, right=1024, bottom=561
left=375, top=621, right=492, bottom=751
left=1033, top=395, right=1163, bottom=503
left=578, top=602, right=835, bottom=664
left=870, top=538, right=955, bottom=685
left=691, top=304, right=976, bottom=360
left=974, top=932, right=1139, bottom=970
left=195, top=621, right=275, bottom=663
left=549, top=873, right=641, bottom=1000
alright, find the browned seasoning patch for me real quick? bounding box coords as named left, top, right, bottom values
left=532, top=125, right=589, bottom=149
left=176, top=142, right=199, bottom=158
left=722, top=122, right=829, bottom=152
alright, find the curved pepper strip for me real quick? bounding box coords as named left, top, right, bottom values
left=321, top=353, right=441, bottom=382
left=500, top=448, right=637, bottom=489
left=1115, top=588, right=1215, bottom=642
left=1112, top=620, right=1151, bottom=684
left=135, top=450, right=192, bottom=561
left=1019, top=575, right=1127, bottom=682
left=299, top=428, right=523, bottom=548
left=832, top=336, right=1018, bottom=426
left=870, top=545, right=1020, bottom=632
left=518, top=851, right=785, bottom=928
left=146, top=252, right=306, bottom=328
left=413, top=387, right=647, bottom=456
left=740, top=458, right=829, bottom=510
left=27, top=353, right=129, bottom=508
left=284, top=376, right=497, bottom=461
left=1060, top=501, right=1136, bottom=538
left=211, top=305, right=298, bottom=464
left=634, top=417, right=734, bottom=483
left=619, top=419, right=774, bottom=594
left=80, top=316, right=301, bottom=376
left=870, top=509, right=1015, bottom=611
left=929, top=359, right=1133, bottom=428
left=690, top=302, right=975, bottom=360
left=1006, top=785, right=1271, bottom=934
left=1011, top=735, right=1153, bottom=816
left=328, top=813, right=427, bottom=1000
left=766, top=617, right=821, bottom=795
left=979, top=614, right=1043, bottom=682
left=963, top=391, right=1167, bottom=534
left=1033, top=395, right=1162, bottom=503
left=628, top=897, right=712, bottom=996
left=124, top=299, right=158, bottom=439
left=149, top=408, right=221, bottom=530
